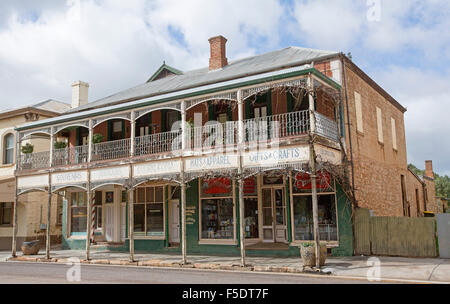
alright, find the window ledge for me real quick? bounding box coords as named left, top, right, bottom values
left=198, top=239, right=237, bottom=246
left=291, top=241, right=339, bottom=248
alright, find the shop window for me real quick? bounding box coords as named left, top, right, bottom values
left=292, top=194, right=337, bottom=241
left=70, top=192, right=87, bottom=233
left=244, top=198, right=258, bottom=239
left=292, top=170, right=334, bottom=194
left=200, top=178, right=234, bottom=240
left=244, top=176, right=258, bottom=239
left=134, top=186, right=164, bottom=237
left=0, top=202, right=12, bottom=226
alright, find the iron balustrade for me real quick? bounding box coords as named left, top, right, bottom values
left=17, top=110, right=339, bottom=170
left=135, top=129, right=182, bottom=156
left=19, top=151, right=50, bottom=170
left=244, top=110, right=310, bottom=143
left=53, top=145, right=89, bottom=166
left=190, top=121, right=238, bottom=151
left=92, top=138, right=131, bottom=161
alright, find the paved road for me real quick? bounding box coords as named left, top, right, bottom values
left=0, top=261, right=377, bottom=284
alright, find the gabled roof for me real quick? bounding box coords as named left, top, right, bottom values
left=0, top=99, right=70, bottom=120
left=147, top=62, right=183, bottom=82
left=65, top=46, right=338, bottom=114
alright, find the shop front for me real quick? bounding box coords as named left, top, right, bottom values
left=61, top=170, right=352, bottom=257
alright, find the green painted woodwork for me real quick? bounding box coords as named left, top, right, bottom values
left=61, top=178, right=354, bottom=257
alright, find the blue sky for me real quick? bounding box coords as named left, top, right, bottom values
left=0, top=0, right=449, bottom=175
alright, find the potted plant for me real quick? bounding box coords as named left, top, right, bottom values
left=300, top=242, right=328, bottom=267
left=54, top=141, right=67, bottom=149
left=21, top=143, right=34, bottom=154
left=92, top=133, right=104, bottom=144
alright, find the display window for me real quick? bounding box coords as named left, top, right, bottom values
left=292, top=194, right=338, bottom=241
left=200, top=178, right=235, bottom=241
left=70, top=192, right=87, bottom=233
left=133, top=185, right=164, bottom=237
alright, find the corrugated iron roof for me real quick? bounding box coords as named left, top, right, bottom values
left=66, top=46, right=338, bottom=114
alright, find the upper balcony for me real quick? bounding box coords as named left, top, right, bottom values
left=15, top=70, right=343, bottom=173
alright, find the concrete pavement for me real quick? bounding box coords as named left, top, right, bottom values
left=1, top=249, right=449, bottom=283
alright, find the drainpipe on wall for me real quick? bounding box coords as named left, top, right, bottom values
left=340, top=54, right=357, bottom=256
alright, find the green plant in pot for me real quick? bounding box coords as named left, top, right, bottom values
left=54, top=141, right=67, bottom=149
left=300, top=241, right=328, bottom=267
left=21, top=143, right=34, bottom=154
left=92, top=133, right=104, bottom=144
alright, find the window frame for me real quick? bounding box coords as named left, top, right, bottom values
left=3, top=132, right=15, bottom=165
left=0, top=202, right=13, bottom=226
left=289, top=173, right=339, bottom=246
left=133, top=185, right=166, bottom=239
left=198, top=178, right=236, bottom=245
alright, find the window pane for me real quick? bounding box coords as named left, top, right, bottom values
left=201, top=199, right=233, bottom=239
left=137, top=188, right=145, bottom=203
left=146, top=203, right=163, bottom=236
left=155, top=187, right=163, bottom=202
left=146, top=187, right=154, bottom=202
left=71, top=206, right=87, bottom=233
left=293, top=194, right=337, bottom=241
left=133, top=204, right=145, bottom=233
left=244, top=198, right=258, bottom=239
left=95, top=206, right=102, bottom=229
left=5, top=148, right=13, bottom=164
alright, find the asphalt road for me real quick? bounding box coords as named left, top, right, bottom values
left=0, top=261, right=377, bottom=284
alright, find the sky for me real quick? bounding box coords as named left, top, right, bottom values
left=0, top=0, right=448, bottom=175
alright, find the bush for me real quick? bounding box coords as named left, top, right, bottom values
left=92, top=133, right=104, bottom=144
left=54, top=141, right=67, bottom=149
left=21, top=143, right=34, bottom=154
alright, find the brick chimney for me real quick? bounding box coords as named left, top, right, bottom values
left=71, top=81, right=89, bottom=109
left=425, top=160, right=434, bottom=179
left=208, top=35, right=228, bottom=71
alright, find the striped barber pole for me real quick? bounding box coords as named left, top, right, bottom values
left=90, top=195, right=96, bottom=244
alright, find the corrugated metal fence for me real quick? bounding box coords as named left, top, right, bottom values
left=354, top=208, right=437, bottom=257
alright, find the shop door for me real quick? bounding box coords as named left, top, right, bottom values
left=262, top=187, right=287, bottom=243
left=105, top=204, right=114, bottom=242
left=169, top=200, right=180, bottom=243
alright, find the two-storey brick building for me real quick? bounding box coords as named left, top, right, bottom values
left=12, top=36, right=424, bottom=261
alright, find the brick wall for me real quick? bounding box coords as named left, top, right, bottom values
left=343, top=62, right=409, bottom=216
left=406, top=169, right=425, bottom=217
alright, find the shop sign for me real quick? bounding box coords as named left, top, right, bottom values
left=315, top=146, right=341, bottom=165
left=17, top=174, right=49, bottom=189
left=244, top=177, right=257, bottom=195
left=51, top=171, right=88, bottom=185
left=244, top=146, right=309, bottom=167
left=294, top=170, right=332, bottom=190
left=202, top=178, right=232, bottom=195
left=134, top=160, right=181, bottom=177
left=91, top=166, right=129, bottom=182
left=185, top=154, right=238, bottom=172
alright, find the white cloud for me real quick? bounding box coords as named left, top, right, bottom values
left=372, top=66, right=450, bottom=176
left=0, top=0, right=284, bottom=108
